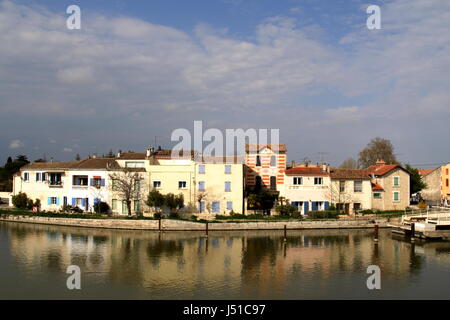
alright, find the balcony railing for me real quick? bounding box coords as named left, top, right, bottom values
left=49, top=181, right=63, bottom=187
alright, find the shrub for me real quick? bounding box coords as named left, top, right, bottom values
left=307, top=210, right=339, bottom=219
left=94, top=201, right=110, bottom=214
left=275, top=205, right=298, bottom=217
left=153, top=212, right=162, bottom=219
left=12, top=192, right=29, bottom=209
left=169, top=211, right=180, bottom=219
left=328, top=203, right=336, bottom=211
left=62, top=205, right=83, bottom=213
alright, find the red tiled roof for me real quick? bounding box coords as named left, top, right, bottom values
left=153, top=149, right=197, bottom=159
left=285, top=167, right=329, bottom=176
left=330, top=168, right=370, bottom=179
left=245, top=144, right=286, bottom=153
left=372, top=183, right=384, bottom=191
left=22, top=158, right=117, bottom=170
left=417, top=168, right=435, bottom=176
left=366, top=164, right=400, bottom=176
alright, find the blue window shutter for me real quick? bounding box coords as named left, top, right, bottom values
left=325, top=202, right=329, bottom=210
left=56, top=197, right=60, bottom=205
left=94, top=198, right=99, bottom=204
left=90, top=178, right=94, bottom=186
left=72, top=198, right=76, bottom=206
left=42, top=173, right=46, bottom=181
left=47, top=197, right=51, bottom=205
left=82, top=198, right=85, bottom=207
left=312, top=202, right=317, bottom=211
left=101, top=179, right=105, bottom=186
left=304, top=202, right=309, bottom=215
left=227, top=201, right=233, bottom=210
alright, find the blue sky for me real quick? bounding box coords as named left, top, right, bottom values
left=1, top=0, right=449, bottom=167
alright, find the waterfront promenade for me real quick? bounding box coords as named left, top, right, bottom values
left=0, top=213, right=390, bottom=231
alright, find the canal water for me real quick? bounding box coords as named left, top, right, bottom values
left=1, top=221, right=450, bottom=299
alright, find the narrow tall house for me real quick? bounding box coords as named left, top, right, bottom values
left=244, top=144, right=287, bottom=193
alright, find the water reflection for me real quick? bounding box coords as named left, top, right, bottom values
left=1, top=222, right=450, bottom=299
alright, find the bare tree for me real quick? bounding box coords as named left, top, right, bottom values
left=339, top=158, right=359, bottom=169
left=196, top=192, right=208, bottom=213
left=358, top=137, right=398, bottom=168
left=109, top=169, right=145, bottom=216
left=326, top=182, right=354, bottom=214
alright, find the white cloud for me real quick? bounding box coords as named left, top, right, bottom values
left=63, top=147, right=73, bottom=153
left=0, top=0, right=449, bottom=164
left=9, top=139, right=24, bottom=149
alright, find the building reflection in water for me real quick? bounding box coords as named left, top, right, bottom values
left=4, top=222, right=450, bottom=299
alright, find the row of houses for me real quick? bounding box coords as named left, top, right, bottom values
left=418, top=164, right=450, bottom=205
left=12, top=144, right=413, bottom=216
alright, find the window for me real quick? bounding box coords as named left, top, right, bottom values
left=23, top=172, right=29, bottom=181
left=134, top=200, right=140, bottom=213
left=212, top=201, right=220, bottom=214
left=225, top=181, right=231, bottom=192
left=73, top=175, right=88, bottom=186
left=270, top=155, right=276, bottom=167
left=354, top=180, right=362, bottom=192
left=256, top=155, right=261, bottom=167
left=270, top=176, right=276, bottom=190
left=393, top=191, right=400, bottom=202
left=224, top=165, right=231, bottom=174
left=134, top=180, right=141, bottom=192
left=49, top=173, right=62, bottom=186
left=112, top=179, right=119, bottom=191
left=447, top=168, right=449, bottom=175
left=255, top=176, right=262, bottom=189
left=227, top=201, right=233, bottom=210
left=73, top=198, right=83, bottom=206
left=36, top=172, right=41, bottom=182
left=178, top=181, right=187, bottom=189
left=112, top=199, right=118, bottom=210
left=446, top=179, right=449, bottom=187
left=354, top=203, right=362, bottom=211
left=122, top=200, right=128, bottom=214
left=314, top=177, right=323, bottom=185
left=91, top=177, right=105, bottom=188
left=125, top=161, right=145, bottom=168
left=50, top=197, right=58, bottom=205
left=293, top=177, right=302, bottom=185
left=198, top=165, right=205, bottom=174
left=393, top=176, right=400, bottom=187
left=153, top=181, right=161, bottom=188
left=198, top=181, right=205, bottom=191
left=373, top=192, right=382, bottom=199
left=339, top=181, right=345, bottom=192
left=199, top=201, right=205, bottom=213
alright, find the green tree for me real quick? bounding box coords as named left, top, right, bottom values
left=358, top=137, right=398, bottom=168
left=12, top=192, right=29, bottom=209
left=164, top=193, right=184, bottom=213
left=146, top=189, right=165, bottom=212
left=405, top=164, right=427, bottom=196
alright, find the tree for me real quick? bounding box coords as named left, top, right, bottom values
left=164, top=193, right=184, bottom=214
left=247, top=190, right=277, bottom=215
left=12, top=192, right=29, bottom=209
left=106, top=149, right=115, bottom=158
left=196, top=192, right=208, bottom=213
left=75, top=154, right=81, bottom=161
left=339, top=158, right=359, bottom=169
left=109, top=169, right=145, bottom=216
left=358, top=137, right=397, bottom=168
left=146, top=189, right=165, bottom=213
left=405, top=164, right=427, bottom=196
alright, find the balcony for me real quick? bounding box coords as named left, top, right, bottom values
left=49, top=181, right=63, bottom=188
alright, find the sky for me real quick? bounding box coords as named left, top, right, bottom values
left=0, top=0, right=449, bottom=168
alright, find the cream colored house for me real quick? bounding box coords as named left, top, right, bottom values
left=329, top=168, right=372, bottom=214
left=418, top=167, right=441, bottom=205
left=13, top=158, right=116, bottom=212
left=281, top=163, right=331, bottom=215
left=146, top=149, right=244, bottom=216
left=367, top=160, right=410, bottom=211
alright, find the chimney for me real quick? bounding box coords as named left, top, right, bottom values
left=322, top=163, right=328, bottom=172
left=291, top=160, right=295, bottom=168
left=375, top=159, right=386, bottom=166
left=147, top=147, right=155, bottom=157
left=117, top=151, right=121, bottom=158
left=92, top=153, right=97, bottom=159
